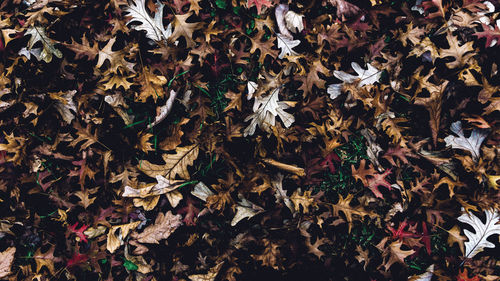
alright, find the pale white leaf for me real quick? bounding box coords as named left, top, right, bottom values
left=231, top=197, right=264, bottom=226
left=275, top=4, right=292, bottom=38
left=327, top=84, right=342, bottom=100
left=148, top=90, right=178, bottom=129
left=457, top=208, right=500, bottom=259
left=247, top=81, right=258, bottom=99
left=276, top=33, right=300, bottom=59
left=444, top=121, right=488, bottom=161
left=271, top=173, right=293, bottom=213
left=125, top=0, right=172, bottom=42
left=244, top=87, right=295, bottom=136
left=327, top=62, right=381, bottom=100
left=191, top=181, right=214, bottom=202
left=285, top=10, right=304, bottom=33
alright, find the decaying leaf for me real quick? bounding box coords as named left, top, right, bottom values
left=22, top=26, right=62, bottom=63
left=0, top=247, right=15, bottom=279
left=107, top=221, right=141, bottom=253
left=134, top=211, right=182, bottom=244
left=138, top=144, right=199, bottom=180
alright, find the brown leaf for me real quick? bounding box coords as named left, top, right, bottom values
left=64, top=35, right=99, bottom=60
left=290, top=189, right=316, bottom=213
left=384, top=240, right=415, bottom=271
left=106, top=221, right=141, bottom=253
left=138, top=144, right=199, bottom=180
left=188, top=261, right=224, bottom=281
left=134, top=211, right=182, bottom=244
left=169, top=12, right=200, bottom=48
left=0, top=247, right=15, bottom=279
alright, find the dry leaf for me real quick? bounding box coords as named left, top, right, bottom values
left=135, top=211, right=182, bottom=244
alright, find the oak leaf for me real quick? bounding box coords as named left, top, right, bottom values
left=327, top=62, right=381, bottom=100
left=134, top=211, right=182, bottom=244
left=447, top=225, right=467, bottom=255
left=439, top=33, right=474, bottom=68
left=474, top=23, right=500, bottom=48
left=444, top=121, right=488, bottom=162
left=96, top=37, right=135, bottom=73
left=276, top=33, right=300, bottom=59
left=244, top=88, right=295, bottom=136
left=138, top=144, right=199, bottom=180
left=64, top=35, right=99, bottom=60
left=247, top=0, right=273, bottom=14
left=169, top=12, right=200, bottom=48
left=384, top=240, right=415, bottom=271
left=125, top=0, right=172, bottom=42
left=33, top=246, right=60, bottom=275
left=23, top=26, right=62, bottom=63
left=290, top=189, right=316, bottom=213
left=106, top=221, right=141, bottom=253
left=457, top=208, right=500, bottom=259
left=0, top=247, right=15, bottom=279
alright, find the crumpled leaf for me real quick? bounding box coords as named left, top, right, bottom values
left=271, top=173, right=294, bottom=213
left=444, top=121, right=488, bottom=161
left=275, top=4, right=292, bottom=39
left=123, top=175, right=182, bottom=198
left=125, top=0, right=172, bottom=42
left=134, top=211, right=182, bottom=244
left=327, top=62, right=381, bottom=100
left=191, top=181, right=214, bottom=202
left=285, top=10, right=304, bottom=33
left=50, top=90, right=77, bottom=124
left=0, top=247, right=15, bottom=279
left=231, top=196, right=264, bottom=226
left=106, top=221, right=141, bottom=253
left=244, top=88, right=295, bottom=136
left=457, top=208, right=500, bottom=259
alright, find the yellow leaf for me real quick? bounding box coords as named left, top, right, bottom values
left=106, top=221, right=141, bottom=253
left=138, top=144, right=199, bottom=180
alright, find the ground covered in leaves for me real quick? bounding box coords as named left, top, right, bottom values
left=0, top=0, right=499, bottom=280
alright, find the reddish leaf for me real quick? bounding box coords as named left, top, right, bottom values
left=67, top=253, right=89, bottom=267
left=474, top=23, right=500, bottom=49
left=247, top=0, right=273, bottom=14
left=68, top=223, right=89, bottom=243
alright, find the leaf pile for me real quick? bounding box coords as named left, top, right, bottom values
left=0, top=0, right=499, bottom=280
